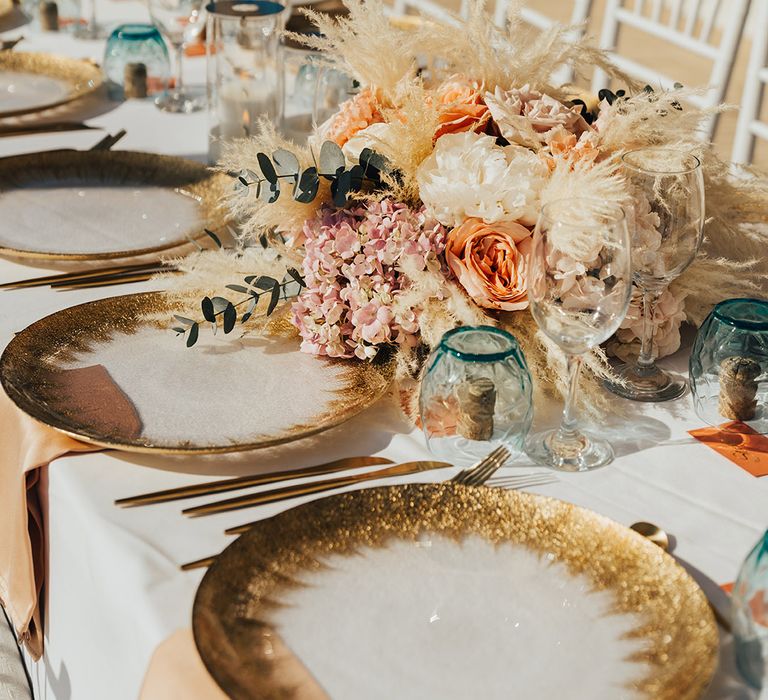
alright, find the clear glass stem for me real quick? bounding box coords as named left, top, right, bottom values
left=638, top=287, right=661, bottom=369
left=89, top=0, right=97, bottom=30
left=173, top=43, right=184, bottom=95
left=556, top=353, right=583, bottom=442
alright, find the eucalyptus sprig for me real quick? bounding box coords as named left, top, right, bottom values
left=234, top=141, right=395, bottom=207
left=173, top=269, right=306, bottom=348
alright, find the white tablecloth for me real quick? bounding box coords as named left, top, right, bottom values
left=1, top=6, right=767, bottom=699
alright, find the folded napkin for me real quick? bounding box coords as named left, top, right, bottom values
left=0, top=386, right=95, bottom=659
left=141, top=629, right=331, bottom=700
left=140, top=630, right=228, bottom=700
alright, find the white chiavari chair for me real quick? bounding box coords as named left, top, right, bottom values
left=592, top=0, right=751, bottom=140
left=391, top=0, right=469, bottom=24
left=732, top=0, right=768, bottom=164
left=493, top=0, right=595, bottom=83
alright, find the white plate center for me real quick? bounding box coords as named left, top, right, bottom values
left=0, top=182, right=202, bottom=254
left=0, top=71, right=72, bottom=112
left=272, top=536, right=650, bottom=700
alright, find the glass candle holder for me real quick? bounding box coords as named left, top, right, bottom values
left=733, top=530, right=768, bottom=689
left=206, top=0, right=286, bottom=164
left=103, top=24, right=171, bottom=100
left=690, top=298, right=768, bottom=434
left=419, top=326, right=533, bottom=466
left=280, top=37, right=320, bottom=144
left=313, top=64, right=358, bottom=128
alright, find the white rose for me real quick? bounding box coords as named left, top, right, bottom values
left=415, top=131, right=548, bottom=227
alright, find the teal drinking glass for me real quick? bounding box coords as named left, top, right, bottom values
left=690, top=298, right=768, bottom=434
left=103, top=24, right=170, bottom=100
left=419, top=326, right=533, bottom=466
left=733, top=530, right=768, bottom=689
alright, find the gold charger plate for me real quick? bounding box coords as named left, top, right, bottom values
left=0, top=150, right=230, bottom=260
left=193, top=483, right=718, bottom=700
left=0, top=292, right=393, bottom=454
left=0, top=51, right=102, bottom=118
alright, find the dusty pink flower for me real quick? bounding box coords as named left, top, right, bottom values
left=325, top=88, right=384, bottom=147
left=433, top=74, right=491, bottom=142
left=292, top=200, right=446, bottom=359
left=614, top=286, right=687, bottom=359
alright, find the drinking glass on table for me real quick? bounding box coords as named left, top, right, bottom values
left=148, top=0, right=205, bottom=112
left=525, top=199, right=632, bottom=472
left=605, top=147, right=705, bottom=402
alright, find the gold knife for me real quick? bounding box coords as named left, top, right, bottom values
left=182, top=460, right=452, bottom=518
left=115, top=456, right=395, bottom=508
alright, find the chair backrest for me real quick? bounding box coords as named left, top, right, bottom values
left=592, top=0, right=751, bottom=140
left=731, top=0, right=768, bottom=164
left=493, top=0, right=595, bottom=84
left=391, top=0, right=468, bottom=24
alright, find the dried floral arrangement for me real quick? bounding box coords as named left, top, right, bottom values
left=167, top=0, right=768, bottom=415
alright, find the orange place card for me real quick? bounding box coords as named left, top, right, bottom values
left=722, top=582, right=734, bottom=594
left=689, top=421, right=768, bottom=477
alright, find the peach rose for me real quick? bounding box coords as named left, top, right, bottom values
left=446, top=218, right=533, bottom=311
left=434, top=75, right=491, bottom=142
left=542, top=127, right=600, bottom=172
left=325, top=87, right=384, bottom=147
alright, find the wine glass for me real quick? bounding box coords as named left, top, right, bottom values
left=525, top=199, right=632, bottom=471
left=148, top=0, right=204, bottom=113
left=605, top=148, right=705, bottom=401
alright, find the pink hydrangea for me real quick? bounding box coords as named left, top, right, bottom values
left=292, top=199, right=446, bottom=360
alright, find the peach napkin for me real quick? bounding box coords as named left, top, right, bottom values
left=0, top=386, right=95, bottom=659
left=689, top=421, right=768, bottom=477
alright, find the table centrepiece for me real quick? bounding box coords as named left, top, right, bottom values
left=0, top=150, right=230, bottom=260
left=0, top=51, right=102, bottom=118
left=147, top=0, right=768, bottom=427
left=193, top=483, right=718, bottom=700
left=0, top=292, right=393, bottom=453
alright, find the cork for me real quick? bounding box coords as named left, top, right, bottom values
left=456, top=376, right=496, bottom=441
left=718, top=356, right=761, bottom=421
left=124, top=62, right=148, bottom=99
left=39, top=1, right=59, bottom=31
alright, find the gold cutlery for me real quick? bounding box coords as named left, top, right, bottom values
left=183, top=459, right=453, bottom=518
left=0, top=121, right=97, bottom=137
left=181, top=447, right=510, bottom=570
left=1, top=262, right=177, bottom=291
left=0, top=36, right=24, bottom=51
left=90, top=128, right=127, bottom=151
left=116, top=456, right=395, bottom=508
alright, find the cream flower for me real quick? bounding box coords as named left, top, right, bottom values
left=341, top=122, right=393, bottom=166
left=415, top=131, right=548, bottom=227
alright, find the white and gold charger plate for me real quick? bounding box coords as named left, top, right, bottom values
left=0, top=150, right=231, bottom=260
left=193, top=483, right=718, bottom=700
left=0, top=292, right=392, bottom=453
left=0, top=51, right=102, bottom=118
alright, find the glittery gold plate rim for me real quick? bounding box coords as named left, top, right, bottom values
left=0, top=150, right=232, bottom=260
left=0, top=51, right=103, bottom=118
left=0, top=291, right=394, bottom=454
left=193, top=483, right=718, bottom=700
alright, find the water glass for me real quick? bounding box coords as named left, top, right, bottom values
left=690, top=298, right=768, bottom=434
left=419, top=326, right=533, bottom=466
left=526, top=199, right=631, bottom=471
left=605, top=148, right=705, bottom=402
left=149, top=0, right=206, bottom=112
left=103, top=24, right=170, bottom=99
left=207, top=0, right=286, bottom=163
left=733, top=530, right=768, bottom=689
left=280, top=38, right=320, bottom=144
left=313, top=64, right=358, bottom=128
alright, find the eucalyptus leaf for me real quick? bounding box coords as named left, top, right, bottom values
left=332, top=169, right=352, bottom=207
left=211, top=296, right=231, bottom=313
left=201, top=296, right=215, bottom=323
left=226, top=284, right=250, bottom=294
left=254, top=276, right=277, bottom=291
left=241, top=296, right=257, bottom=323
left=186, top=322, right=199, bottom=347
left=267, top=283, right=280, bottom=315
left=348, top=164, right=365, bottom=191
left=319, top=141, right=345, bottom=179
left=204, top=228, right=222, bottom=248
left=287, top=267, right=306, bottom=288
left=257, top=152, right=278, bottom=184
left=173, top=315, right=195, bottom=326
left=223, top=302, right=237, bottom=333
left=294, top=167, right=319, bottom=203
left=272, top=149, right=300, bottom=178
left=172, top=327, right=186, bottom=334
left=258, top=233, right=269, bottom=248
